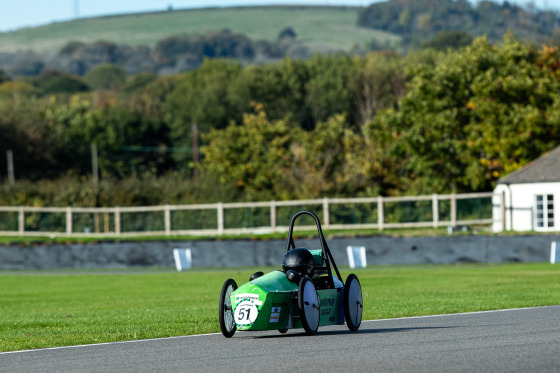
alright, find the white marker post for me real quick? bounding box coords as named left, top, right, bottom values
left=551, top=242, right=557, bottom=265
left=347, top=246, right=367, bottom=269
left=173, top=248, right=192, bottom=271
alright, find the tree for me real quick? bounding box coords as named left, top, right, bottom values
left=0, top=81, right=38, bottom=98
left=164, top=59, right=243, bottom=175
left=287, top=114, right=370, bottom=198
left=236, top=58, right=311, bottom=129
left=33, top=70, right=90, bottom=95
left=421, top=31, right=473, bottom=51
left=350, top=51, right=407, bottom=126
left=200, top=107, right=299, bottom=199
left=278, top=27, right=297, bottom=40
left=123, top=72, right=158, bottom=93
left=84, top=64, right=127, bottom=90
left=0, top=69, right=10, bottom=84
left=368, top=35, right=560, bottom=194
left=304, top=54, right=355, bottom=125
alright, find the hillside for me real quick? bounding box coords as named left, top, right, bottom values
left=0, top=6, right=400, bottom=54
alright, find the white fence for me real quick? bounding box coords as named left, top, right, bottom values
left=0, top=192, right=500, bottom=237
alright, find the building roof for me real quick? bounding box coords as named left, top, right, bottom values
left=498, top=145, right=560, bottom=185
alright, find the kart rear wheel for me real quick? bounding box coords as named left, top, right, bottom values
left=298, top=276, right=320, bottom=335
left=219, top=278, right=238, bottom=338
left=278, top=328, right=288, bottom=334
left=344, top=274, right=363, bottom=332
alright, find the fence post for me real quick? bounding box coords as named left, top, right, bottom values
left=18, top=207, right=24, bottom=236
left=432, top=194, right=439, bottom=228
left=114, top=207, right=121, bottom=235
left=66, top=206, right=73, bottom=234
left=377, top=196, right=384, bottom=231
left=164, top=205, right=171, bottom=236
left=270, top=201, right=277, bottom=231
left=451, top=193, right=457, bottom=227
left=323, top=197, right=330, bottom=228
left=217, top=203, right=224, bottom=235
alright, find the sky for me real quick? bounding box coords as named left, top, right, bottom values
left=1, top=0, right=560, bottom=33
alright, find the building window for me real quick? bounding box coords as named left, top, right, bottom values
left=535, top=194, right=555, bottom=229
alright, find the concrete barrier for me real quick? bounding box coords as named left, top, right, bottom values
left=1, top=234, right=559, bottom=270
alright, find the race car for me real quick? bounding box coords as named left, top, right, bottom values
left=218, top=210, right=363, bottom=337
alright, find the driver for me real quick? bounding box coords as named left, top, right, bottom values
left=282, top=247, right=314, bottom=283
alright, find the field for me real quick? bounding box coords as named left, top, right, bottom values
left=0, top=6, right=400, bottom=54
left=1, top=263, right=559, bottom=352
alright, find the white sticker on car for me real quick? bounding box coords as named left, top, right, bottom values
left=234, top=293, right=263, bottom=306
left=234, top=300, right=259, bottom=325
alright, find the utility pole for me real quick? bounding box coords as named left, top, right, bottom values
left=91, top=143, right=99, bottom=186
left=7, top=150, right=14, bottom=185
left=191, top=123, right=199, bottom=183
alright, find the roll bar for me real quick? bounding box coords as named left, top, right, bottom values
left=285, top=210, right=343, bottom=288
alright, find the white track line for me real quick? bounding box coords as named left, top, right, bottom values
left=363, top=305, right=553, bottom=322
left=1, top=306, right=553, bottom=355
left=0, top=332, right=221, bottom=355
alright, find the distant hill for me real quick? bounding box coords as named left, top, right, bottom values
left=0, top=6, right=400, bottom=54
left=1, top=2, right=559, bottom=79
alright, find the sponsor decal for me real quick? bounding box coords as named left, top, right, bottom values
left=269, top=306, right=281, bottom=323
left=235, top=293, right=263, bottom=306
left=320, top=298, right=335, bottom=307
left=321, top=308, right=331, bottom=315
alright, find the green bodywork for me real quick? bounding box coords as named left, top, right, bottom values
left=230, top=268, right=344, bottom=331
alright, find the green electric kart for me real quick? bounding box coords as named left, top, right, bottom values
left=218, top=210, right=363, bottom=337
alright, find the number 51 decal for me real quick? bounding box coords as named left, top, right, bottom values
left=234, top=301, right=258, bottom=324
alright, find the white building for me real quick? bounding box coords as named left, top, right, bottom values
left=493, top=146, right=560, bottom=232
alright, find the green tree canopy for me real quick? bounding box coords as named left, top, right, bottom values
left=83, top=64, right=128, bottom=91
left=368, top=35, right=560, bottom=194
left=200, top=107, right=299, bottom=199
left=34, top=70, right=90, bottom=95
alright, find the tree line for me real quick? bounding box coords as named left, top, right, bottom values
left=1, top=34, right=559, bottom=207
left=0, top=27, right=310, bottom=79
left=358, top=0, right=560, bottom=50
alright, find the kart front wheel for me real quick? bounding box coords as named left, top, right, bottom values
left=298, top=276, right=320, bottom=335
left=219, top=278, right=238, bottom=338
left=344, top=274, right=363, bottom=332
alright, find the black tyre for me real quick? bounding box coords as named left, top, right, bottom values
left=344, top=274, right=363, bottom=332
left=219, top=278, right=238, bottom=338
left=298, top=276, right=320, bottom=335
left=249, top=271, right=264, bottom=282
left=278, top=328, right=288, bottom=334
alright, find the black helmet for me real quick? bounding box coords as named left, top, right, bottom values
left=282, top=247, right=314, bottom=277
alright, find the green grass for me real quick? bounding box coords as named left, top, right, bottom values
left=0, top=6, right=400, bottom=54
left=1, top=263, right=559, bottom=352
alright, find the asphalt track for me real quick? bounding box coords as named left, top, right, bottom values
left=1, top=306, right=559, bottom=372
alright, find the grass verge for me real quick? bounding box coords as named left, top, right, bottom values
left=1, top=263, right=559, bottom=352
